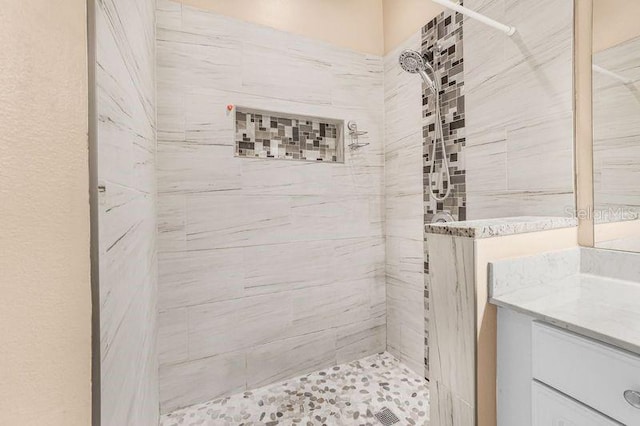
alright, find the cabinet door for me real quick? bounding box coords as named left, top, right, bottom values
left=532, top=321, right=640, bottom=425
left=532, top=381, right=621, bottom=426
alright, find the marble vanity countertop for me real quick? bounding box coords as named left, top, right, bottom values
left=424, top=216, right=577, bottom=239
left=489, top=248, right=640, bottom=355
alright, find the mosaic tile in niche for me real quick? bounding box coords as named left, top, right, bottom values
left=236, top=110, right=343, bottom=163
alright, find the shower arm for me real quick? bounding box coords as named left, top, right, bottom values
left=432, top=0, right=516, bottom=36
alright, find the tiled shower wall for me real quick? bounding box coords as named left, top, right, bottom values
left=464, top=0, right=575, bottom=218
left=156, top=0, right=385, bottom=413
left=422, top=8, right=467, bottom=379
left=386, top=0, right=575, bottom=381
left=384, top=32, right=426, bottom=377
left=96, top=0, right=158, bottom=424
left=422, top=10, right=467, bottom=224
left=152, top=0, right=575, bottom=412
left=385, top=7, right=468, bottom=381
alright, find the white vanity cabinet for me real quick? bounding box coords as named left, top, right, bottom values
left=532, top=381, right=620, bottom=426
left=497, top=308, right=640, bottom=425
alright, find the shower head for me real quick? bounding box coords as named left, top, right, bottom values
left=399, top=49, right=425, bottom=74
left=399, top=49, right=437, bottom=91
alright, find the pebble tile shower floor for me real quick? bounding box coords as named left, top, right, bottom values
left=160, top=352, right=429, bottom=426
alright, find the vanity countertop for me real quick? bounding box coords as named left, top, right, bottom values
left=489, top=248, right=640, bottom=355
left=425, top=216, right=577, bottom=239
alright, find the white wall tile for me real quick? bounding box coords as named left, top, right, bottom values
left=159, top=308, right=188, bottom=365
left=185, top=194, right=291, bottom=249
left=157, top=142, right=242, bottom=194
left=157, top=0, right=384, bottom=408
left=428, top=234, right=476, bottom=425
left=383, top=32, right=426, bottom=377
left=159, top=351, right=246, bottom=413
left=158, top=248, right=245, bottom=310
left=187, top=293, right=292, bottom=360
left=465, top=0, right=575, bottom=219
left=246, top=330, right=337, bottom=389
left=97, top=0, right=158, bottom=424
left=336, top=316, right=386, bottom=364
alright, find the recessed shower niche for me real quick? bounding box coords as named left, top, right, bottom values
left=235, top=107, right=345, bottom=163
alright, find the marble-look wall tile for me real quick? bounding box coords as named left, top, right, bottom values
left=383, top=32, right=426, bottom=379
left=335, top=316, right=386, bottom=364
left=385, top=236, right=424, bottom=293
left=158, top=248, right=244, bottom=310
left=466, top=190, right=575, bottom=219
left=386, top=280, right=425, bottom=376
left=430, top=381, right=475, bottom=426
left=157, top=193, right=186, bottom=252
left=185, top=194, right=292, bottom=250
left=464, top=0, right=575, bottom=219
left=159, top=351, right=247, bottom=413
left=156, top=0, right=385, bottom=411
left=158, top=308, right=188, bottom=365
left=97, top=0, right=158, bottom=425
left=187, top=293, right=291, bottom=360
left=246, top=330, right=337, bottom=389
left=428, top=234, right=476, bottom=425
left=288, top=280, right=371, bottom=336
left=157, top=142, right=242, bottom=194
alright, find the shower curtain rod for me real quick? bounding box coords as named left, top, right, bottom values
left=592, top=64, right=633, bottom=85
left=432, top=0, right=516, bottom=36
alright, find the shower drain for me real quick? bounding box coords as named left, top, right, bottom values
left=374, top=407, right=400, bottom=425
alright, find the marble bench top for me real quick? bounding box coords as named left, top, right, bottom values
left=425, top=216, right=577, bottom=239
left=489, top=248, right=640, bottom=355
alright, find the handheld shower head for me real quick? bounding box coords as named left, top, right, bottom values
left=398, top=49, right=425, bottom=73
left=398, top=48, right=451, bottom=202
left=399, top=49, right=437, bottom=91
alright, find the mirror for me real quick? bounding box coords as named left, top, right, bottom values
left=592, top=0, right=640, bottom=252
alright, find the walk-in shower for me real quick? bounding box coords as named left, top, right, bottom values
left=399, top=49, right=451, bottom=202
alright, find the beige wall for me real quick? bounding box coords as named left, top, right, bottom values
left=177, top=0, right=385, bottom=55
left=0, top=1, right=91, bottom=425
left=475, top=227, right=579, bottom=426
left=593, top=0, right=640, bottom=52
left=383, top=0, right=444, bottom=53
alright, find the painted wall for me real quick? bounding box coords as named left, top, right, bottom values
left=384, top=32, right=426, bottom=377
left=174, top=0, right=384, bottom=55
left=156, top=0, right=385, bottom=413
left=0, top=1, right=91, bottom=425
left=593, top=0, right=640, bottom=53
left=464, top=0, right=575, bottom=219
left=382, top=0, right=444, bottom=54
left=96, top=0, right=159, bottom=424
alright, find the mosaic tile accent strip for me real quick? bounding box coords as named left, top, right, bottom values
left=421, top=7, right=467, bottom=379
left=160, top=352, right=429, bottom=426
left=236, top=110, right=343, bottom=162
